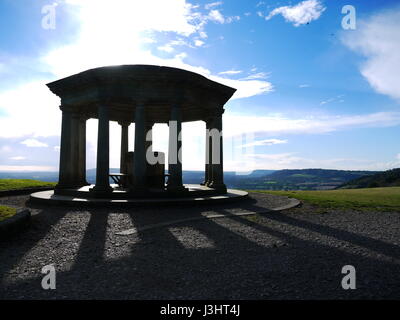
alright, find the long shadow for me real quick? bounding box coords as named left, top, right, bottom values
left=124, top=208, right=275, bottom=299
left=215, top=207, right=400, bottom=298
left=251, top=203, right=400, bottom=260
left=71, top=210, right=109, bottom=269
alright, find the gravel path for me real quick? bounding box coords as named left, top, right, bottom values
left=0, top=193, right=399, bottom=299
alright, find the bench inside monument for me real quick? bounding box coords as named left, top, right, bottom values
left=124, top=151, right=166, bottom=190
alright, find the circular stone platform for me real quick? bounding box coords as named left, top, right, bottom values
left=29, top=184, right=249, bottom=207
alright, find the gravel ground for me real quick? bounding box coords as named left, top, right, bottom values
left=0, top=192, right=399, bottom=300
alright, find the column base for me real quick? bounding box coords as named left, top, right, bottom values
left=128, top=185, right=149, bottom=195
left=75, top=180, right=91, bottom=187
left=167, top=185, right=188, bottom=194
left=89, top=185, right=113, bottom=194
left=55, top=182, right=86, bottom=190
left=208, top=183, right=227, bottom=193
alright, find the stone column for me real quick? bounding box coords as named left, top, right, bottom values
left=91, top=105, right=112, bottom=193
left=167, top=104, right=186, bottom=192
left=77, top=114, right=89, bottom=186
left=133, top=103, right=147, bottom=190
left=201, top=119, right=212, bottom=186
left=119, top=121, right=129, bottom=175
left=56, top=107, right=73, bottom=190
left=56, top=107, right=84, bottom=191
left=144, top=122, right=154, bottom=155
left=209, top=110, right=226, bottom=193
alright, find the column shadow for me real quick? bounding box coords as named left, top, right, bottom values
left=241, top=197, right=400, bottom=260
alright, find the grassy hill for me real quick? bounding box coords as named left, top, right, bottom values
left=253, top=169, right=378, bottom=190
left=0, top=179, right=56, bottom=191
left=338, top=168, right=400, bottom=189
left=257, top=187, right=400, bottom=211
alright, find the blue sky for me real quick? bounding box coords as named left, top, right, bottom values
left=0, top=0, right=400, bottom=172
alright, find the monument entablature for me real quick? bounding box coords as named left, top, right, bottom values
left=48, top=65, right=232, bottom=124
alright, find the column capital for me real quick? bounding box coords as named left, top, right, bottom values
left=79, top=113, right=90, bottom=121
left=71, top=111, right=82, bottom=119
left=59, top=105, right=74, bottom=113
left=212, top=108, right=225, bottom=117
left=118, top=120, right=131, bottom=127
left=204, top=108, right=224, bottom=123
left=145, top=121, right=154, bottom=129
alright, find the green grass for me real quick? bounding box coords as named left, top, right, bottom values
left=253, top=187, right=400, bottom=211
left=0, top=179, right=56, bottom=191
left=0, top=205, right=17, bottom=222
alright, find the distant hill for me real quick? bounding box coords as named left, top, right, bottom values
left=338, top=168, right=400, bottom=189
left=0, top=171, right=58, bottom=182
left=182, top=168, right=377, bottom=190
left=251, top=169, right=378, bottom=190
left=0, top=168, right=379, bottom=191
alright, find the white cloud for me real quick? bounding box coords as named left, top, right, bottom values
left=341, top=7, right=400, bottom=101
left=246, top=152, right=303, bottom=165
left=320, top=94, right=345, bottom=106
left=223, top=111, right=400, bottom=137
left=175, top=52, right=188, bottom=60
left=66, top=0, right=199, bottom=36
left=218, top=70, right=242, bottom=75
left=241, top=72, right=270, bottom=80
left=9, top=156, right=26, bottom=161
left=239, top=139, right=288, bottom=148
left=205, top=1, right=222, bottom=10
left=1, top=146, right=11, bottom=153
left=194, top=39, right=205, bottom=47
left=226, top=16, right=240, bottom=23
left=208, top=9, right=225, bottom=24
left=299, top=84, right=310, bottom=88
left=199, top=31, right=208, bottom=38
left=20, top=139, right=49, bottom=147
left=157, top=45, right=175, bottom=53
left=213, top=77, right=273, bottom=99
left=320, top=98, right=335, bottom=105
left=266, top=0, right=325, bottom=27
left=0, top=165, right=57, bottom=172
left=157, top=39, right=192, bottom=53
left=206, top=9, right=239, bottom=25
left=0, top=82, right=61, bottom=138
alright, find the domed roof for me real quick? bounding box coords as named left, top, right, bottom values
left=47, top=65, right=236, bottom=123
